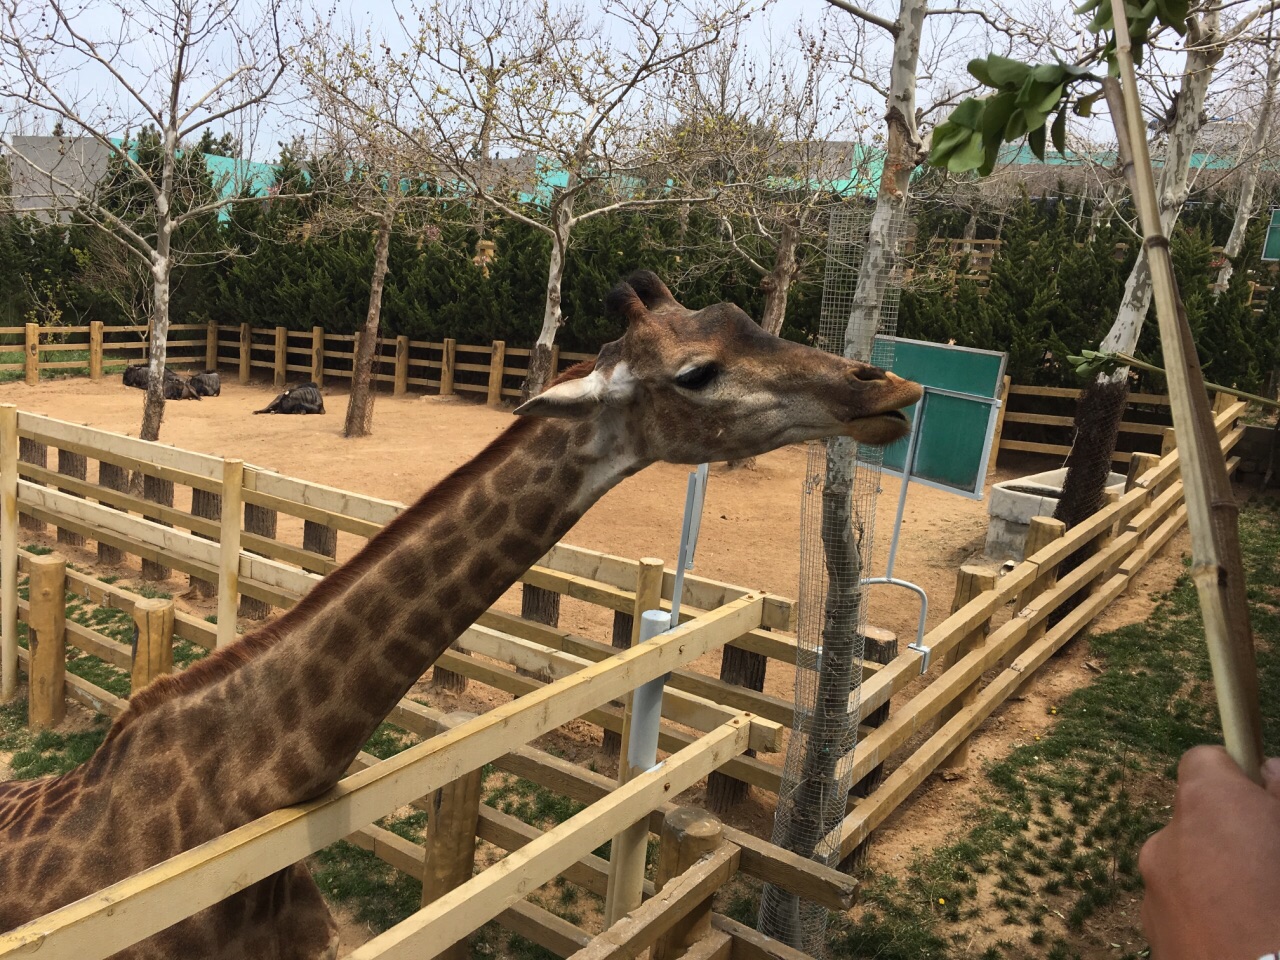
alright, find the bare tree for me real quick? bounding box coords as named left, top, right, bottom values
left=390, top=0, right=748, bottom=398
left=0, top=0, right=288, bottom=440
left=300, top=27, right=442, bottom=438
left=675, top=24, right=880, bottom=337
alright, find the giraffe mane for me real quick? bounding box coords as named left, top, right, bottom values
left=106, top=359, right=599, bottom=742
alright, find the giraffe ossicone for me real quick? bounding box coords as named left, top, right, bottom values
left=0, top=271, right=920, bottom=959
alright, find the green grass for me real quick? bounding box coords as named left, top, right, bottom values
left=828, top=496, right=1280, bottom=959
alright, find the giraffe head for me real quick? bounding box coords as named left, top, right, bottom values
left=515, top=271, right=922, bottom=464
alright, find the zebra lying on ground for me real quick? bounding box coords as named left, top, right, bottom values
left=254, top=382, right=325, bottom=415
left=121, top=364, right=199, bottom=400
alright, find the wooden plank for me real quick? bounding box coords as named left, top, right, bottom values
left=346, top=720, right=750, bottom=960
left=60, top=565, right=217, bottom=651
left=569, top=845, right=740, bottom=960
left=710, top=916, right=812, bottom=960
left=1002, top=411, right=1169, bottom=436
left=0, top=601, right=763, bottom=960
left=1000, top=438, right=1135, bottom=462
left=18, top=412, right=224, bottom=486
left=15, top=645, right=128, bottom=719
left=242, top=468, right=402, bottom=528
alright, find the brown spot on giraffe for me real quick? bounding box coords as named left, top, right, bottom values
left=0, top=271, right=919, bottom=957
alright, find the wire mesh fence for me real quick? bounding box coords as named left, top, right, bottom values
left=758, top=204, right=909, bottom=952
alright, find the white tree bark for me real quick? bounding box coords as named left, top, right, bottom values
left=1216, top=40, right=1280, bottom=290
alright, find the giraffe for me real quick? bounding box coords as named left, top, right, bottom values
left=0, top=271, right=922, bottom=959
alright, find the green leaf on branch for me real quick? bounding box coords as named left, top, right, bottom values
left=1074, top=89, right=1104, bottom=117
left=1051, top=105, right=1068, bottom=155
left=1028, top=123, right=1047, bottom=161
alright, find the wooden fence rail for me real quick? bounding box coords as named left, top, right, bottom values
left=0, top=391, right=1247, bottom=960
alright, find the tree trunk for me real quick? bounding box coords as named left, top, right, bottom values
left=1216, top=43, right=1280, bottom=291
left=1053, top=8, right=1222, bottom=548
left=759, top=220, right=800, bottom=337
left=706, top=643, right=767, bottom=812
left=760, top=0, right=926, bottom=945
left=17, top=438, right=47, bottom=532
left=140, top=137, right=177, bottom=444
left=238, top=503, right=277, bottom=620
left=188, top=487, right=221, bottom=598
left=97, top=461, right=127, bottom=565
left=345, top=210, right=393, bottom=439
left=524, top=200, right=574, bottom=400
left=140, top=475, right=174, bottom=581
left=55, top=450, right=86, bottom=548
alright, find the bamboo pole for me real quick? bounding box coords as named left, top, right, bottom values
left=1103, top=3, right=1263, bottom=781
left=0, top=405, right=16, bottom=701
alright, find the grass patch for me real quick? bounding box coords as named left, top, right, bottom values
left=833, top=496, right=1280, bottom=958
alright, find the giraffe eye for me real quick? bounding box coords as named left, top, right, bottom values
left=674, top=364, right=719, bottom=390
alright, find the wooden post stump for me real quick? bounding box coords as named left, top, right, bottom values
left=394, top=336, right=410, bottom=397
left=602, top=557, right=663, bottom=756
left=706, top=641, right=766, bottom=812
left=55, top=448, right=87, bottom=548
left=24, top=323, right=38, bottom=386
left=440, top=339, right=456, bottom=396
left=205, top=319, right=219, bottom=372
left=421, top=711, right=482, bottom=960
left=517, top=583, right=560, bottom=682
left=302, top=520, right=338, bottom=575
left=96, top=461, right=128, bottom=565
left=937, top=565, right=998, bottom=774
left=17, top=438, right=47, bottom=533
left=273, top=326, right=287, bottom=388
left=140, top=475, right=174, bottom=581
left=238, top=502, right=276, bottom=620
left=238, top=323, right=251, bottom=384
left=311, top=326, right=325, bottom=386
left=188, top=487, right=221, bottom=598
left=130, top=597, right=174, bottom=693
left=28, top=553, right=66, bottom=730
left=89, top=321, right=104, bottom=380
left=651, top=807, right=724, bottom=960
left=487, top=340, right=506, bottom=407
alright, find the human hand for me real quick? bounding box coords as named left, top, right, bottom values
left=1140, top=745, right=1280, bottom=960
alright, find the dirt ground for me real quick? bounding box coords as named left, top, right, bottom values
left=0, top=376, right=1192, bottom=951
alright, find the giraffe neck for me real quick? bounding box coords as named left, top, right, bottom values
left=117, top=413, right=646, bottom=819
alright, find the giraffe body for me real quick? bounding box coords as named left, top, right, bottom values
left=0, top=273, right=921, bottom=957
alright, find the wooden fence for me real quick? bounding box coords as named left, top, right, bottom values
left=0, top=392, right=1248, bottom=958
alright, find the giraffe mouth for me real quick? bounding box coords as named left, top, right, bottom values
left=842, top=409, right=911, bottom=445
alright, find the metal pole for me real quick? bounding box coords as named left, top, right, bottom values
left=669, top=464, right=708, bottom=629
left=603, top=609, right=669, bottom=925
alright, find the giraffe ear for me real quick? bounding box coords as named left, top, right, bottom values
left=624, top=270, right=681, bottom=310
left=515, top=369, right=605, bottom=420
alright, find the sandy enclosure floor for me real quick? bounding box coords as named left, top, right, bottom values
left=0, top=375, right=1191, bottom=948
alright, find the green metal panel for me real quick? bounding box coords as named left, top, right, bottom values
left=866, top=337, right=1007, bottom=498
left=1263, top=208, right=1280, bottom=262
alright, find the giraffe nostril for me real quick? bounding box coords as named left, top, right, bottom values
left=853, top=365, right=888, bottom=383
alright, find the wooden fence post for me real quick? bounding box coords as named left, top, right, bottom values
left=238, top=500, right=275, bottom=621
left=1, top=405, right=17, bottom=702
left=311, top=326, right=325, bottom=386
left=438, top=338, right=456, bottom=396
left=55, top=448, right=86, bottom=548
left=96, top=461, right=128, bottom=565
left=217, top=459, right=243, bottom=649
left=130, top=597, right=174, bottom=693
left=274, top=326, right=287, bottom=388
left=707, top=639, right=766, bottom=812
left=1005, top=516, right=1066, bottom=667
left=421, top=711, right=482, bottom=960
left=89, top=321, right=103, bottom=380
left=987, top=375, right=1012, bottom=477
left=302, top=521, right=338, bottom=575
left=27, top=553, right=66, bottom=731
left=205, top=319, right=219, bottom=372
left=937, top=565, right=998, bottom=773
left=602, top=557, right=663, bottom=755
left=651, top=807, right=724, bottom=960
left=487, top=340, right=506, bottom=407
left=238, top=323, right=251, bottom=385
left=518, top=583, right=560, bottom=682
left=17, top=438, right=46, bottom=533
left=394, top=336, right=410, bottom=397
left=189, top=486, right=221, bottom=598
left=24, top=322, right=38, bottom=386
left=140, top=475, right=174, bottom=582
left=1126, top=451, right=1161, bottom=493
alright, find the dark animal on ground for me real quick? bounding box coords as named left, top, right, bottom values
left=188, top=371, right=221, bottom=397
left=121, top=364, right=200, bottom=400
left=254, top=382, right=325, bottom=415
